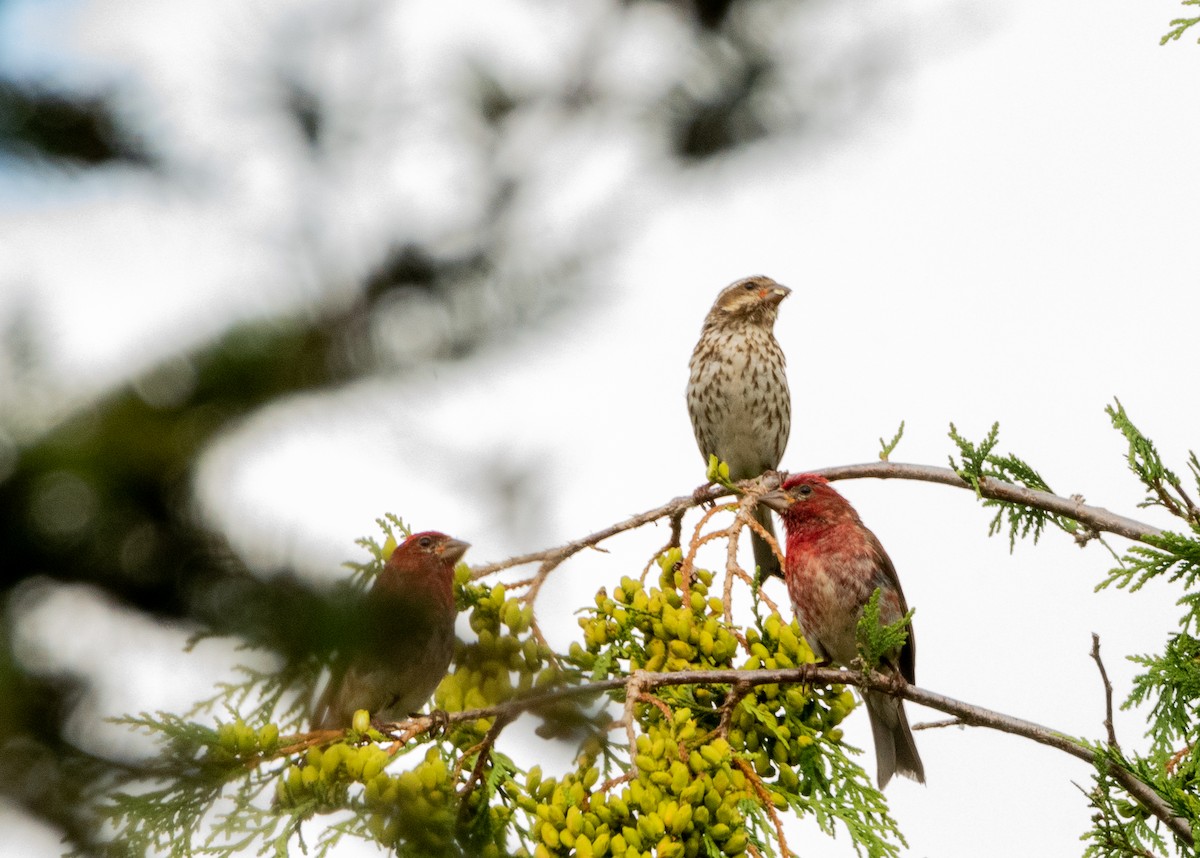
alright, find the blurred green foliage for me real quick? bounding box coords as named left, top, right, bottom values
left=0, top=0, right=899, bottom=849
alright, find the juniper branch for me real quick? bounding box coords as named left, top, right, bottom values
left=368, top=664, right=1192, bottom=846
left=469, top=461, right=1159, bottom=584
left=814, top=462, right=1160, bottom=543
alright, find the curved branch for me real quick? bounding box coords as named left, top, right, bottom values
left=378, top=665, right=1191, bottom=847
left=469, top=461, right=1161, bottom=581
left=812, top=462, right=1161, bottom=543
left=447, top=467, right=1187, bottom=842
left=468, top=484, right=728, bottom=579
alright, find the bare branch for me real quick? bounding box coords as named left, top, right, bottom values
left=455, top=710, right=514, bottom=806
left=470, top=484, right=729, bottom=579
left=469, top=462, right=1160, bottom=586
left=722, top=506, right=744, bottom=628
left=715, top=679, right=753, bottom=738
left=734, top=756, right=792, bottom=857
left=814, top=462, right=1161, bottom=543
left=1091, top=633, right=1120, bottom=751
left=668, top=509, right=684, bottom=551
left=912, top=717, right=965, bottom=731
left=678, top=502, right=733, bottom=592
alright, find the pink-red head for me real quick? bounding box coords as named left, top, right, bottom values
left=389, top=531, right=470, bottom=567
left=377, top=531, right=469, bottom=601
left=759, top=474, right=859, bottom=526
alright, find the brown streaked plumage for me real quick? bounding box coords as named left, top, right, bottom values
left=687, top=275, right=792, bottom=579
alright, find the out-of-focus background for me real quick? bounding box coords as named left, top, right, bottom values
left=1, top=0, right=1197, bottom=854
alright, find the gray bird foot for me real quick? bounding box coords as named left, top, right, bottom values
left=693, top=481, right=717, bottom=505
left=424, top=708, right=451, bottom=736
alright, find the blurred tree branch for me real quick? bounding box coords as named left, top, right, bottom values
left=0, top=81, right=152, bottom=166
left=0, top=0, right=911, bottom=849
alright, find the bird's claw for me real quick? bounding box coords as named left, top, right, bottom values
left=761, top=468, right=786, bottom=488
left=425, top=708, right=451, bottom=737
left=370, top=716, right=403, bottom=738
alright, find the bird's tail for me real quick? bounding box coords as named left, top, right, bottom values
left=751, top=505, right=783, bottom=581
left=864, top=690, right=925, bottom=789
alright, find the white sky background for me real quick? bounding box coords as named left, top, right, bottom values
left=2, top=0, right=1199, bottom=855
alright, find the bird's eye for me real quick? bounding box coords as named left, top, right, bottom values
left=798, top=484, right=813, bottom=496
left=743, top=281, right=756, bottom=290
left=418, top=536, right=434, bottom=549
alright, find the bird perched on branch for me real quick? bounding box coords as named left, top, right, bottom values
left=687, top=275, right=792, bottom=579
left=311, top=531, right=468, bottom=730
left=761, top=474, right=925, bottom=788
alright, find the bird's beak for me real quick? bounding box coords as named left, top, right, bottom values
left=757, top=487, right=795, bottom=513
left=439, top=538, right=471, bottom=565
left=761, top=284, right=791, bottom=306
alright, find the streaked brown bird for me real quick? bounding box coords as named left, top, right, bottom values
left=687, top=274, right=792, bottom=579
left=311, top=531, right=467, bottom=729
left=761, top=474, right=925, bottom=788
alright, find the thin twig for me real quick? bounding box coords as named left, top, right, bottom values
left=742, top=506, right=785, bottom=581
left=639, top=548, right=664, bottom=585
left=1091, top=633, right=1120, bottom=751
left=456, top=711, right=515, bottom=804
left=522, top=548, right=598, bottom=607
left=527, top=617, right=564, bottom=672
left=619, top=674, right=645, bottom=779
left=1165, top=744, right=1192, bottom=775
left=734, top=756, right=791, bottom=858
left=637, top=691, right=676, bottom=728
left=594, top=770, right=633, bottom=797
left=1171, top=480, right=1200, bottom=526
left=678, top=502, right=734, bottom=593
left=715, top=680, right=753, bottom=737
left=637, top=692, right=686, bottom=761
left=723, top=508, right=743, bottom=628
left=470, top=484, right=730, bottom=579
left=451, top=738, right=485, bottom=787
left=1147, top=475, right=1186, bottom=521
left=640, top=508, right=688, bottom=584
left=912, top=718, right=965, bottom=732
left=669, top=509, right=684, bottom=551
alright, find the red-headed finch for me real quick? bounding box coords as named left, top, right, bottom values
left=687, top=275, right=792, bottom=579
left=311, top=531, right=467, bottom=730
left=761, top=474, right=925, bottom=788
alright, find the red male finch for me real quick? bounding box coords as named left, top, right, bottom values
left=761, top=474, right=925, bottom=788
left=687, top=275, right=792, bottom=579
left=311, top=531, right=468, bottom=730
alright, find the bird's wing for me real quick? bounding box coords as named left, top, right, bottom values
left=867, top=530, right=916, bottom=685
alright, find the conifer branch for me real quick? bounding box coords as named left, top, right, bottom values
left=364, top=664, right=1192, bottom=846
left=814, top=462, right=1161, bottom=543
left=470, top=459, right=1160, bottom=587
